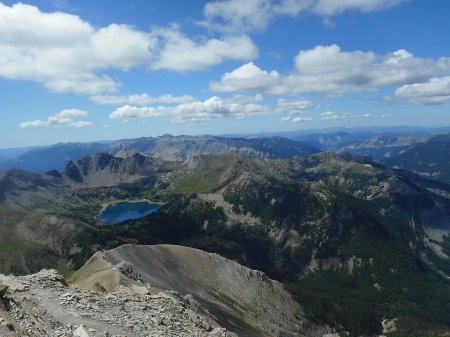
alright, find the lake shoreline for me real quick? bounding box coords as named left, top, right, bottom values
left=95, top=199, right=165, bottom=225
left=98, top=198, right=165, bottom=213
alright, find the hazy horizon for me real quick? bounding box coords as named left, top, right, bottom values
left=1, top=123, right=450, bottom=150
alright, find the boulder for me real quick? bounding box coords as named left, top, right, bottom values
left=73, top=325, right=91, bottom=337
left=0, top=284, right=8, bottom=298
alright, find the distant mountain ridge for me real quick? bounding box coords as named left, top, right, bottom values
left=380, top=132, right=450, bottom=184
left=0, top=135, right=320, bottom=173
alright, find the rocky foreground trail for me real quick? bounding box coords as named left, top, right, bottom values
left=0, top=269, right=236, bottom=337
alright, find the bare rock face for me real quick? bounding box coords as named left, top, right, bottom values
left=0, top=269, right=237, bottom=337
left=116, top=261, right=141, bottom=281
left=92, top=282, right=107, bottom=293
left=71, top=244, right=328, bottom=337
left=0, top=285, right=7, bottom=298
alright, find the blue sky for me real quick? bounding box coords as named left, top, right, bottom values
left=0, top=0, right=449, bottom=148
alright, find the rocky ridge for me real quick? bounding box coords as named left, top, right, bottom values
left=0, top=269, right=236, bottom=337
left=70, top=244, right=325, bottom=337
left=0, top=135, right=320, bottom=174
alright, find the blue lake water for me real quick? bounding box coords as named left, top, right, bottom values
left=96, top=201, right=162, bottom=225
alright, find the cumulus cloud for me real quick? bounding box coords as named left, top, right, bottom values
left=226, top=94, right=264, bottom=103
left=109, top=96, right=271, bottom=123
left=320, top=111, right=344, bottom=120
left=319, top=111, right=372, bottom=120
left=0, top=3, right=258, bottom=94
left=109, top=95, right=316, bottom=123
left=69, top=121, right=93, bottom=128
left=19, top=109, right=92, bottom=128
left=201, top=0, right=407, bottom=33
left=211, top=45, right=450, bottom=96
left=393, top=76, right=450, bottom=105
left=281, top=116, right=312, bottom=123
left=90, top=93, right=196, bottom=106
left=0, top=3, right=151, bottom=94
left=313, top=0, right=406, bottom=16
left=149, top=27, right=258, bottom=71
left=210, top=61, right=281, bottom=92
left=276, top=98, right=313, bottom=114
left=93, top=93, right=265, bottom=108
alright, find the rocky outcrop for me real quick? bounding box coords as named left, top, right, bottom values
left=65, top=160, right=83, bottom=183
left=71, top=244, right=327, bottom=337
left=114, top=147, right=145, bottom=158
left=0, top=269, right=236, bottom=337
left=0, top=285, right=7, bottom=298
left=62, top=153, right=169, bottom=187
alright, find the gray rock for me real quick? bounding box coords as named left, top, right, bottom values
left=116, top=261, right=141, bottom=281
left=74, top=325, right=91, bottom=337
left=93, top=282, right=107, bottom=293
left=0, top=269, right=238, bottom=337
left=0, top=284, right=8, bottom=298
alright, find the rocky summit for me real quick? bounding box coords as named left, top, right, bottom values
left=0, top=269, right=237, bottom=337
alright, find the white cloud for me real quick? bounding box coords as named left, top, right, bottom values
left=393, top=76, right=450, bottom=105
left=149, top=27, right=258, bottom=71
left=109, top=95, right=316, bottom=123
left=69, top=121, right=93, bottom=128
left=201, top=0, right=407, bottom=33
left=211, top=45, right=450, bottom=96
left=90, top=93, right=196, bottom=106
left=43, top=74, right=119, bottom=95
left=210, top=61, right=281, bottom=92
left=19, top=109, right=92, bottom=128
left=319, top=111, right=372, bottom=120
left=54, top=108, right=88, bottom=118
left=90, top=24, right=154, bottom=69
left=276, top=98, right=313, bottom=114
left=0, top=3, right=151, bottom=94
left=0, top=3, right=258, bottom=94
left=0, top=2, right=92, bottom=46
left=226, top=94, right=264, bottom=104
left=201, top=0, right=281, bottom=33
left=320, top=111, right=344, bottom=120
left=109, top=96, right=271, bottom=123
left=382, top=113, right=392, bottom=118
left=313, top=0, right=406, bottom=16
left=281, top=116, right=312, bottom=123
left=93, top=93, right=264, bottom=107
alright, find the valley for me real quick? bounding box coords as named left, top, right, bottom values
left=1, top=134, right=450, bottom=336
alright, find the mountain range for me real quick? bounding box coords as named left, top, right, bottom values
left=1, top=128, right=450, bottom=336
left=1, top=140, right=450, bottom=336
left=2, top=129, right=450, bottom=186
left=0, top=135, right=320, bottom=173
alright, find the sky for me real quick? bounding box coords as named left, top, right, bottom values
left=0, top=0, right=449, bottom=148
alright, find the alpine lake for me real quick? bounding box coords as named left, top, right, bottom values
left=96, top=200, right=162, bottom=225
